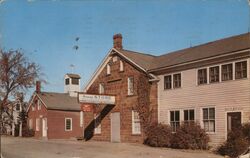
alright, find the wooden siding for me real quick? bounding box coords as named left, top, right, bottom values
left=157, top=58, right=250, bottom=146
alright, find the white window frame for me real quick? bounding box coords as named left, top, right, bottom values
left=107, top=64, right=111, bottom=75
left=37, top=100, right=41, bottom=110
left=132, top=110, right=141, bottom=135
left=36, top=118, right=40, bottom=131
left=119, top=60, right=124, bottom=72
left=65, top=118, right=72, bottom=131
left=183, top=109, right=195, bottom=123
left=99, top=83, right=105, bottom=94
left=170, top=110, right=180, bottom=132
left=127, top=77, right=134, bottom=95
left=94, top=114, right=101, bottom=134
left=201, top=107, right=216, bottom=133
left=29, top=119, right=33, bottom=130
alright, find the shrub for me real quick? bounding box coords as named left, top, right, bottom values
left=171, top=122, right=209, bottom=150
left=22, top=127, right=35, bottom=137
left=144, top=123, right=172, bottom=147
left=242, top=123, right=250, bottom=143
left=216, top=129, right=249, bottom=158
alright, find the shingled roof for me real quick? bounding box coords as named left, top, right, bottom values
left=117, top=32, right=250, bottom=72
left=37, top=92, right=80, bottom=111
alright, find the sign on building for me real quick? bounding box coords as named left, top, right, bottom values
left=78, top=93, right=116, bottom=105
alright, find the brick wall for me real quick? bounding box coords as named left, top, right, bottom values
left=28, top=95, right=83, bottom=139
left=85, top=54, right=158, bottom=143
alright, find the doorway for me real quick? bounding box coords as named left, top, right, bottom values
left=111, top=112, right=120, bottom=142
left=42, top=118, right=47, bottom=137
left=227, top=112, right=241, bottom=132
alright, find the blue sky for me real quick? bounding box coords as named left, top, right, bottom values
left=0, top=0, right=249, bottom=100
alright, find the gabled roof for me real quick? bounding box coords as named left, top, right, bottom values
left=36, top=92, right=80, bottom=111
left=150, top=32, right=250, bottom=71
left=118, top=49, right=156, bottom=71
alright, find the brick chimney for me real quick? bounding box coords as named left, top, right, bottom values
left=113, top=33, right=123, bottom=50
left=36, top=81, right=41, bottom=93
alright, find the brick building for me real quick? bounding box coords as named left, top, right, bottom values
left=83, top=34, right=158, bottom=143
left=83, top=33, right=250, bottom=146
left=27, top=74, right=83, bottom=139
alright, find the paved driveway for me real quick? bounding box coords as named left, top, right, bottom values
left=2, top=136, right=222, bottom=158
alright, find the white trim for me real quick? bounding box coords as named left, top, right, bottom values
left=201, top=106, right=216, bottom=134
left=84, top=48, right=158, bottom=92
left=65, top=118, right=72, bottom=131
left=132, top=110, right=141, bottom=135
left=26, top=93, right=48, bottom=112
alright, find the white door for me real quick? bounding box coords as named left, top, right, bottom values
left=42, top=118, right=47, bottom=137
left=111, top=112, right=120, bottom=142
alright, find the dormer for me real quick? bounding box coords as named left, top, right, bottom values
left=64, top=73, right=81, bottom=97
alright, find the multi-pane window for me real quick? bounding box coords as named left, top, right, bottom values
left=36, top=118, right=40, bottom=131
left=184, top=109, right=195, bottom=124
left=120, top=60, right=124, bottom=72
left=94, top=114, right=101, bottom=134
left=99, top=83, right=105, bottom=94
left=132, top=110, right=141, bottom=134
left=65, top=78, right=70, bottom=85
left=209, top=66, right=220, bottom=83
left=128, top=77, right=134, bottom=95
left=203, top=108, right=215, bottom=132
left=170, top=110, right=180, bottom=132
left=173, top=73, right=181, bottom=88
left=71, top=78, right=79, bottom=85
left=235, top=61, right=247, bottom=79
left=107, top=64, right=111, bottom=75
left=222, top=64, right=233, bottom=81
left=65, top=118, right=72, bottom=131
left=164, top=75, right=172, bottom=89
left=198, top=68, right=207, bottom=85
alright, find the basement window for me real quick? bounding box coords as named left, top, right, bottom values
left=65, top=118, right=72, bottom=131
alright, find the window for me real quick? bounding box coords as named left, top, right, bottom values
left=36, top=118, right=40, bottom=131
left=203, top=108, right=215, bottom=132
left=164, top=75, right=172, bottom=89
left=29, top=119, right=33, bottom=130
left=65, top=78, right=70, bottom=85
left=107, top=64, right=111, bottom=75
left=132, top=110, right=141, bottom=134
left=235, top=61, right=247, bottom=79
left=184, top=109, right=195, bottom=124
left=99, top=83, right=105, bottom=94
left=173, top=73, right=181, bottom=88
left=32, top=103, right=35, bottom=111
left=65, top=118, right=72, bottom=131
left=71, top=78, right=79, bottom=85
left=119, top=60, right=124, bottom=72
left=170, top=110, right=180, bottom=132
left=198, top=68, right=207, bottom=85
left=94, top=114, right=101, bottom=134
left=16, top=104, right=20, bottom=111
left=222, top=64, right=233, bottom=81
left=37, top=100, right=41, bottom=110
left=128, top=77, right=134, bottom=95
left=209, top=66, right=219, bottom=83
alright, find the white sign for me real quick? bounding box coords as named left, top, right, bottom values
left=78, top=94, right=115, bottom=105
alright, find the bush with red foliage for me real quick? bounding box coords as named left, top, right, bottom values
left=171, top=122, right=209, bottom=149
left=144, top=123, right=172, bottom=147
